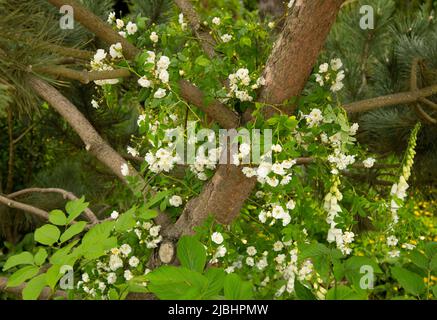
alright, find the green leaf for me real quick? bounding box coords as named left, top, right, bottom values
left=224, top=274, right=253, bottom=300
left=22, top=274, right=47, bottom=300
left=204, top=268, right=225, bottom=299
left=431, top=254, right=437, bottom=272
left=409, top=250, right=429, bottom=271
left=146, top=266, right=208, bottom=300
left=65, top=197, right=89, bottom=223
left=34, top=248, right=48, bottom=266
left=46, top=264, right=63, bottom=290
left=7, top=266, right=40, bottom=287
left=326, top=286, right=364, bottom=300
left=137, top=208, right=158, bottom=220
left=3, top=252, right=34, bottom=271
left=432, top=285, right=437, bottom=298
left=294, top=280, right=316, bottom=300
left=144, top=191, right=169, bottom=209
left=115, top=209, right=136, bottom=232
left=239, top=36, right=252, bottom=47
left=34, top=225, right=60, bottom=246
left=60, top=222, right=87, bottom=243
left=49, top=210, right=67, bottom=226
left=343, top=256, right=382, bottom=288
left=391, top=266, right=426, bottom=295
left=195, top=55, right=210, bottom=67
left=177, top=236, right=207, bottom=273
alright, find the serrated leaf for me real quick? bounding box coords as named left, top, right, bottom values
left=60, top=222, right=87, bottom=243
left=409, top=250, right=429, bottom=271
left=34, top=225, right=60, bottom=246
left=203, top=268, right=225, bottom=299
left=65, top=197, right=89, bottom=223
left=49, top=210, right=67, bottom=226
left=326, top=285, right=365, bottom=300
left=7, top=266, right=40, bottom=287
left=224, top=274, right=253, bottom=300
left=3, top=252, right=34, bottom=271
left=177, top=236, right=207, bottom=273
left=146, top=266, right=208, bottom=300
left=294, top=280, right=316, bottom=300
left=391, top=266, right=425, bottom=295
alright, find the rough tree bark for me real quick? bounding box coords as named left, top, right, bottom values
left=165, top=0, right=345, bottom=238
left=27, top=76, right=137, bottom=182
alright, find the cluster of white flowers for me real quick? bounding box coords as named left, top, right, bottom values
left=107, top=13, right=138, bottom=37
left=304, top=108, right=324, bottom=128
left=242, top=147, right=296, bottom=188
left=327, top=149, right=356, bottom=171
left=221, top=34, right=233, bottom=43
left=258, top=202, right=294, bottom=227
left=210, top=232, right=227, bottom=264
left=138, top=51, right=170, bottom=99
left=144, top=147, right=180, bottom=173
left=385, top=124, right=420, bottom=259
left=324, top=175, right=355, bottom=255
left=90, top=49, right=122, bottom=86
left=130, top=220, right=163, bottom=249
left=315, top=58, right=345, bottom=92
left=274, top=247, right=315, bottom=297
left=77, top=237, right=153, bottom=299
left=226, top=68, right=265, bottom=102
left=189, top=145, right=222, bottom=181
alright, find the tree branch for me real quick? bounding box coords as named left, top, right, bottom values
left=174, top=0, right=217, bottom=59
left=27, top=75, right=139, bottom=183
left=47, top=0, right=140, bottom=60
left=33, top=66, right=131, bottom=84
left=7, top=188, right=98, bottom=223
left=0, top=195, right=49, bottom=220
left=178, top=80, right=239, bottom=129
left=343, top=84, right=437, bottom=113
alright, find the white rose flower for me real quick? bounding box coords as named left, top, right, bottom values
left=169, top=195, right=183, bottom=207
left=138, top=76, right=151, bottom=88
left=319, top=63, right=329, bottom=73
left=126, top=21, right=138, bottom=35
left=363, top=157, right=376, bottom=168
left=129, top=256, right=140, bottom=268
left=154, top=88, right=167, bottom=99
left=246, top=246, right=257, bottom=256
left=150, top=31, right=159, bottom=43
left=211, top=232, right=224, bottom=244
left=116, top=19, right=124, bottom=29
left=286, top=199, right=296, bottom=210
left=109, top=42, right=123, bottom=59
left=124, top=270, right=133, bottom=281
left=121, top=163, right=130, bottom=176
left=110, top=210, right=119, bottom=219
left=107, top=273, right=117, bottom=284
left=120, top=244, right=132, bottom=256
left=221, top=34, right=232, bottom=43
left=212, top=17, right=221, bottom=25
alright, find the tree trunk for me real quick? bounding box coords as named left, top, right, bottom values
left=168, top=0, right=345, bottom=237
